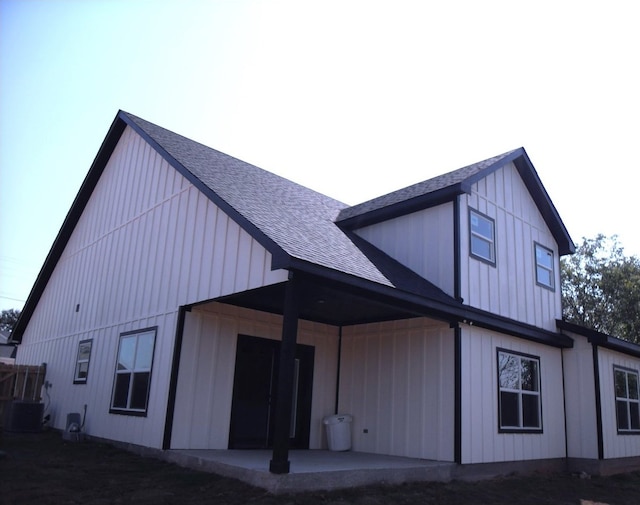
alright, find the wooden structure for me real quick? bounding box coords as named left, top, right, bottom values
left=0, top=363, right=46, bottom=428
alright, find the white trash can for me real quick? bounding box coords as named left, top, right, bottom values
left=323, top=414, right=353, bottom=451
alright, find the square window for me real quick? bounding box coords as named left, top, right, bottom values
left=497, top=349, right=542, bottom=432
left=470, top=209, right=496, bottom=264
left=73, top=339, right=93, bottom=384
left=110, top=328, right=156, bottom=415
left=614, top=367, right=640, bottom=433
left=534, top=243, right=555, bottom=290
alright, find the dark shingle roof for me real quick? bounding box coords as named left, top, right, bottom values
left=124, top=113, right=421, bottom=290
left=335, top=147, right=574, bottom=256
left=336, top=149, right=520, bottom=226
left=10, top=110, right=575, bottom=347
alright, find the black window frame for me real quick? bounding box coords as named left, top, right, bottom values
left=613, top=366, right=640, bottom=434
left=534, top=242, right=555, bottom=291
left=497, top=348, right=543, bottom=433
left=109, top=327, right=157, bottom=417
left=469, top=208, right=496, bottom=266
left=73, top=339, right=93, bottom=384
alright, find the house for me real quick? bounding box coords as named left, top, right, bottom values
left=0, top=329, right=16, bottom=364
left=11, top=111, right=640, bottom=485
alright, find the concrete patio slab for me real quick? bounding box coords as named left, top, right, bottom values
left=163, top=449, right=456, bottom=494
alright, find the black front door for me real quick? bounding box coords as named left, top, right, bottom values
left=228, top=334, right=314, bottom=449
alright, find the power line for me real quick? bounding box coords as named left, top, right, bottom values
left=0, top=294, right=26, bottom=303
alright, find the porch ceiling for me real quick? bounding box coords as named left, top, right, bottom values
left=214, top=280, right=420, bottom=327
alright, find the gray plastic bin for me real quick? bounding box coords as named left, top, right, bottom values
left=323, top=414, right=353, bottom=451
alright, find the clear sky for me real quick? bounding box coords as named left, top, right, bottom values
left=1, top=0, right=638, bottom=312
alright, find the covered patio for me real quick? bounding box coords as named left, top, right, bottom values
left=167, top=268, right=462, bottom=473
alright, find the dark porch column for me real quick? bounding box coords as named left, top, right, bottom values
left=269, top=273, right=300, bottom=474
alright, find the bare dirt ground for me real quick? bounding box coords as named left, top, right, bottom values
left=1, top=431, right=639, bottom=505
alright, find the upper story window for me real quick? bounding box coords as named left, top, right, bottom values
left=469, top=209, right=495, bottom=265
left=110, top=327, right=156, bottom=416
left=497, top=349, right=542, bottom=432
left=614, top=366, right=640, bottom=433
left=534, top=243, right=555, bottom=290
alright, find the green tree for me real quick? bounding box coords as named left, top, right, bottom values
left=0, top=308, right=21, bottom=334
left=561, top=235, right=640, bottom=344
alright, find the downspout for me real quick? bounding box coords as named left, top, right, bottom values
left=453, top=195, right=462, bottom=302
left=592, top=343, right=604, bottom=460
left=163, top=305, right=189, bottom=450
left=454, top=323, right=462, bottom=464
left=334, top=326, right=343, bottom=415
left=453, top=195, right=463, bottom=464
left=560, top=348, right=569, bottom=460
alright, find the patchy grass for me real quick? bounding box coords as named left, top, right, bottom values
left=1, top=431, right=639, bottom=504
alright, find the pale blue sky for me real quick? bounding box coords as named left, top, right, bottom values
left=1, top=0, right=639, bottom=311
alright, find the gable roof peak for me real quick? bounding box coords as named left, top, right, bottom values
left=335, top=146, right=574, bottom=255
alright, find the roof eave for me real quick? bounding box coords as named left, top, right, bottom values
left=512, top=151, right=575, bottom=256
left=285, top=257, right=573, bottom=348
left=557, top=319, right=640, bottom=358
left=337, top=184, right=465, bottom=230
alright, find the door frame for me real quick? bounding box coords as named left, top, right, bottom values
left=228, top=334, right=314, bottom=449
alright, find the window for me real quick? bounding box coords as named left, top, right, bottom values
left=73, top=339, right=93, bottom=384
left=614, top=367, right=640, bottom=433
left=469, top=209, right=495, bottom=264
left=534, top=243, right=555, bottom=290
left=110, top=328, right=156, bottom=415
left=497, top=349, right=542, bottom=432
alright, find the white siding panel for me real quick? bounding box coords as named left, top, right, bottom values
left=460, top=163, right=561, bottom=330
left=597, top=348, right=640, bottom=459
left=17, top=312, right=177, bottom=449
left=562, top=334, right=599, bottom=459
left=339, top=318, right=455, bottom=461
left=354, top=203, right=455, bottom=297
left=17, top=126, right=288, bottom=448
left=460, top=326, right=566, bottom=464
left=170, top=303, right=338, bottom=449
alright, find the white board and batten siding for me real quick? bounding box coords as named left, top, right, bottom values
left=339, top=318, right=455, bottom=462
left=460, top=325, right=566, bottom=464
left=562, top=332, right=599, bottom=460
left=171, top=303, right=339, bottom=450
left=596, top=347, right=640, bottom=459
left=17, top=126, right=287, bottom=448
left=354, top=203, right=455, bottom=297
left=460, top=162, right=562, bottom=332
